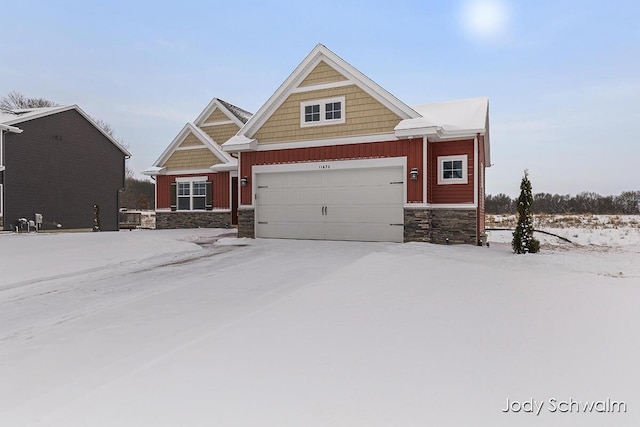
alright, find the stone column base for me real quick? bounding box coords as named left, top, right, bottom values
left=404, top=208, right=478, bottom=245
left=238, top=208, right=255, bottom=238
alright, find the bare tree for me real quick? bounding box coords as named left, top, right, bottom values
left=0, top=91, right=58, bottom=110
left=93, top=117, right=115, bottom=137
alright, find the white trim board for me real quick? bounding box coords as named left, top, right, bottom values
left=254, top=133, right=398, bottom=151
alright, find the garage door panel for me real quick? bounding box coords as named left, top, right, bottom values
left=259, top=188, right=322, bottom=206
left=323, top=187, right=402, bottom=205
left=257, top=222, right=325, bottom=240
left=255, top=164, right=404, bottom=243
left=257, top=205, right=322, bottom=223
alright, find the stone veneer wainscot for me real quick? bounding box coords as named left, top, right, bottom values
left=156, top=211, right=231, bottom=229
left=404, top=208, right=478, bottom=244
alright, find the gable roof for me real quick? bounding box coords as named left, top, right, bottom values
left=395, top=97, right=491, bottom=165
left=0, top=105, right=131, bottom=157
left=223, top=44, right=420, bottom=151
left=144, top=123, right=236, bottom=175
left=193, top=98, right=253, bottom=128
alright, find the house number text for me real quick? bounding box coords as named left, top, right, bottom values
left=318, top=164, right=331, bottom=169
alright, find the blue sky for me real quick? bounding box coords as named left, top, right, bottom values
left=2, top=0, right=638, bottom=196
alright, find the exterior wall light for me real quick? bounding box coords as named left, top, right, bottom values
left=410, top=168, right=419, bottom=181
left=240, top=176, right=248, bottom=186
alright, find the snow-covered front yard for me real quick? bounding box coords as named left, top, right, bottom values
left=1, top=227, right=639, bottom=426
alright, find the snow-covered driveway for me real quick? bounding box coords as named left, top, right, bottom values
left=1, top=229, right=639, bottom=426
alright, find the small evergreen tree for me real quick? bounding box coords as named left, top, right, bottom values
left=512, top=170, right=540, bottom=254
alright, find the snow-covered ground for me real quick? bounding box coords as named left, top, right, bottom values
left=1, top=228, right=639, bottom=426
left=488, top=214, right=640, bottom=248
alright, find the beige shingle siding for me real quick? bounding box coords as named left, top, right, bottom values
left=298, top=61, right=348, bottom=87
left=164, top=148, right=221, bottom=170
left=178, top=133, right=205, bottom=148
left=202, top=123, right=240, bottom=144
left=254, top=85, right=402, bottom=144
left=203, top=108, right=230, bottom=124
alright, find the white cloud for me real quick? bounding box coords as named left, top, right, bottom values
left=459, top=0, right=510, bottom=43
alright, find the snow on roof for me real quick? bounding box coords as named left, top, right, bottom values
left=221, top=134, right=257, bottom=152
left=395, top=97, right=490, bottom=165
left=216, top=99, right=253, bottom=124
left=0, top=107, right=68, bottom=125
left=396, top=97, right=489, bottom=134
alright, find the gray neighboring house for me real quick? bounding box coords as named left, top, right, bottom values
left=0, top=105, right=131, bottom=231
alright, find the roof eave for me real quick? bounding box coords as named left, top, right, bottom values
left=222, top=136, right=258, bottom=153
left=0, top=123, right=23, bottom=133
left=142, top=166, right=166, bottom=176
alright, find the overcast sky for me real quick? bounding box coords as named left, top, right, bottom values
left=2, top=0, right=638, bottom=196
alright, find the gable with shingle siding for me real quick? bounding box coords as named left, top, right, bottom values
left=178, top=133, right=206, bottom=148
left=203, top=108, right=230, bottom=124
left=254, top=85, right=402, bottom=144
left=298, top=61, right=348, bottom=87
left=164, top=148, right=221, bottom=171
left=202, top=123, right=240, bottom=144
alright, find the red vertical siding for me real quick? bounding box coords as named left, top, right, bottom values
left=428, top=139, right=475, bottom=204
left=155, top=172, right=231, bottom=209
left=239, top=138, right=424, bottom=205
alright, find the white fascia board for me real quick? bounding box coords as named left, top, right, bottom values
left=0, top=123, right=23, bottom=133
left=395, top=126, right=441, bottom=139
left=194, top=99, right=245, bottom=128
left=157, top=168, right=215, bottom=175
left=222, top=135, right=258, bottom=152
left=1, top=105, right=74, bottom=126
left=153, top=123, right=193, bottom=166
left=484, top=111, right=491, bottom=166
left=142, top=166, right=165, bottom=176
left=210, top=163, right=238, bottom=172
left=154, top=123, right=233, bottom=167
left=254, top=133, right=398, bottom=151
left=189, top=125, right=234, bottom=163
left=239, top=44, right=419, bottom=140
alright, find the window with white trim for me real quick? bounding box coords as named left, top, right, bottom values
left=300, top=96, right=345, bottom=127
left=437, top=155, right=468, bottom=185
left=176, top=177, right=207, bottom=210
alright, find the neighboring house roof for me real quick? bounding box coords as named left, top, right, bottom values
left=396, top=97, right=491, bottom=165
left=0, top=105, right=132, bottom=157
left=223, top=44, right=420, bottom=151
left=143, top=123, right=237, bottom=176
left=193, top=98, right=253, bottom=128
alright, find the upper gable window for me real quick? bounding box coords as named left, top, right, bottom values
left=300, top=96, right=345, bottom=127
left=437, top=155, right=468, bottom=185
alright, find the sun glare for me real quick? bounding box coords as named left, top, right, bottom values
left=459, top=0, right=510, bottom=42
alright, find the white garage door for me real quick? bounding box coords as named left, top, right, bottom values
left=255, top=165, right=404, bottom=242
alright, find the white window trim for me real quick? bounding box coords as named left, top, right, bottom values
left=176, top=176, right=207, bottom=211
left=300, top=96, right=346, bottom=127
left=437, top=155, right=468, bottom=185
left=0, top=183, right=3, bottom=217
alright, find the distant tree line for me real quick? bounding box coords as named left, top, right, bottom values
left=120, top=176, right=155, bottom=210
left=486, top=191, right=640, bottom=215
